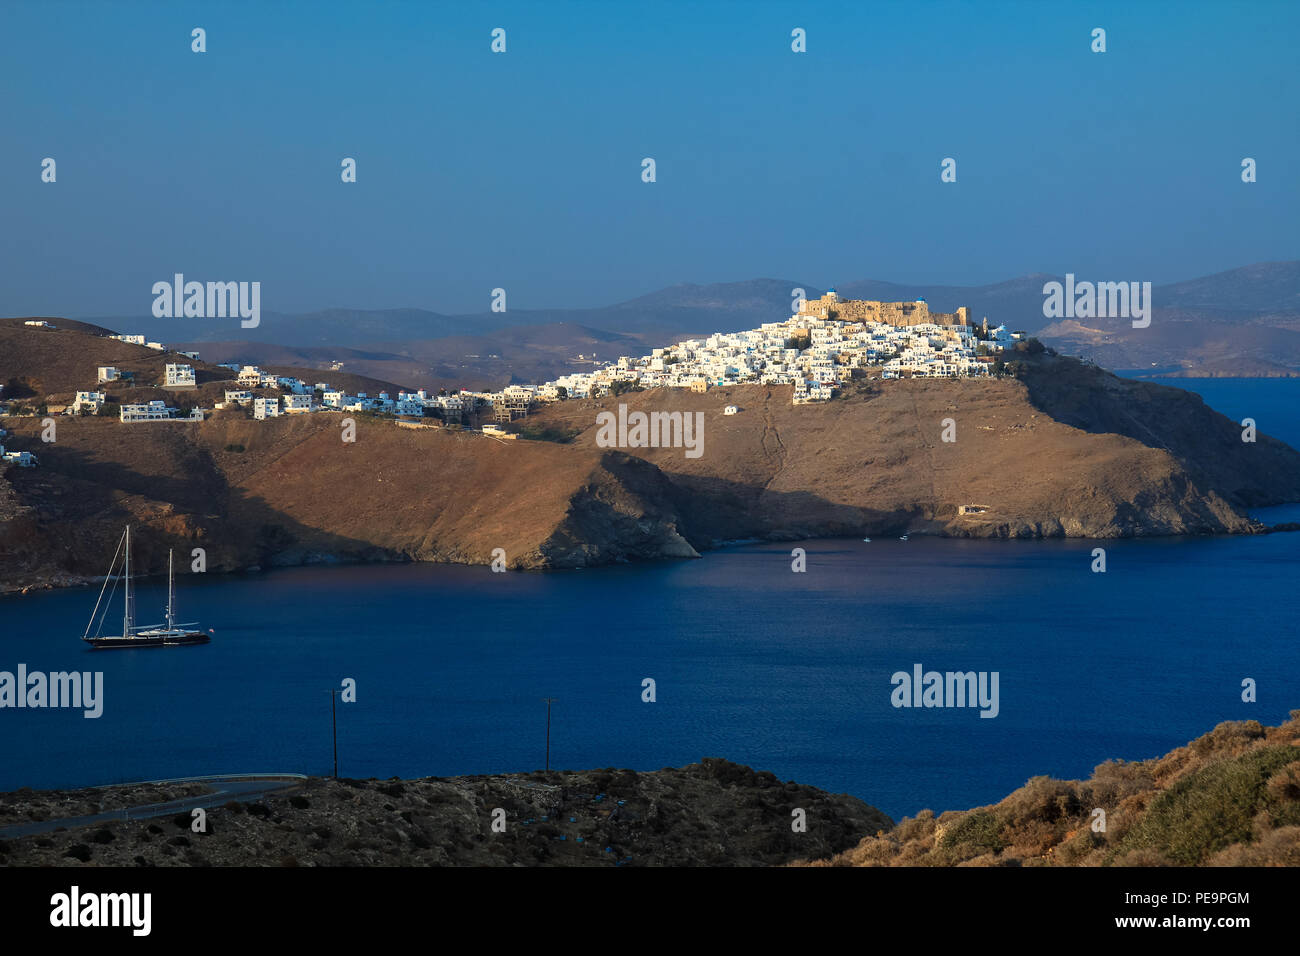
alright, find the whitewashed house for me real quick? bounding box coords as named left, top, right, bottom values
left=97, top=367, right=120, bottom=383
left=165, top=363, right=196, bottom=387
left=253, top=396, right=281, bottom=420
left=395, top=395, right=425, bottom=416
left=0, top=447, right=37, bottom=466
left=277, top=376, right=309, bottom=394
left=72, top=391, right=106, bottom=415
left=282, top=394, right=313, bottom=414
left=120, top=400, right=176, bottom=422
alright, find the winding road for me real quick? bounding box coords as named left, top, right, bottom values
left=0, top=773, right=307, bottom=839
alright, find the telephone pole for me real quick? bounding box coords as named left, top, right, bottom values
left=327, top=689, right=340, bottom=778
left=542, top=697, right=557, bottom=771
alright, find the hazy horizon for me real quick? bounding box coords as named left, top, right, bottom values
left=3, top=0, right=1297, bottom=318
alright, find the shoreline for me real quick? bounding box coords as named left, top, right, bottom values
left=4, top=517, right=1299, bottom=598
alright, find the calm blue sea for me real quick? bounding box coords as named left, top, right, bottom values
left=0, top=379, right=1297, bottom=821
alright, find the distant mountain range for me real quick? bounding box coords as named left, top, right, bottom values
left=79, top=261, right=1300, bottom=388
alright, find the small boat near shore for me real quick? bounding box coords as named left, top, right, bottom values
left=82, top=526, right=211, bottom=649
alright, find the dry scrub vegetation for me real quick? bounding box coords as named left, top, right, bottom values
left=799, top=710, right=1300, bottom=867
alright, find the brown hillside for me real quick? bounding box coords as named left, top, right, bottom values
left=0, top=412, right=696, bottom=592
left=524, top=354, right=1300, bottom=543
left=3, top=327, right=1299, bottom=592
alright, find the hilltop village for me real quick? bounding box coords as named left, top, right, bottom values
left=0, top=294, right=1019, bottom=466
left=543, top=291, right=1017, bottom=404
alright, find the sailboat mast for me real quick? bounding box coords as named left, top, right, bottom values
left=167, top=549, right=175, bottom=630
left=122, top=525, right=133, bottom=636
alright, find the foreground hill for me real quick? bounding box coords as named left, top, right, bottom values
left=0, top=760, right=889, bottom=867
left=799, top=711, right=1300, bottom=867
left=3, top=713, right=1295, bottom=866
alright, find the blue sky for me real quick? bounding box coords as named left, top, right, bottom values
left=1, top=0, right=1296, bottom=316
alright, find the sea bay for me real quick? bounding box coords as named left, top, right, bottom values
left=1, top=379, right=1297, bottom=822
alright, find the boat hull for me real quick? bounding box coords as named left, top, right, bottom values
left=84, top=631, right=209, bottom=649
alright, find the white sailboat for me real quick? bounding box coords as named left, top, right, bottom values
left=82, top=526, right=211, bottom=649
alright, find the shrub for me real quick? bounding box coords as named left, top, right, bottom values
left=937, top=810, right=1006, bottom=860
left=1110, top=745, right=1299, bottom=865
left=895, top=809, right=935, bottom=843
left=1190, top=719, right=1266, bottom=757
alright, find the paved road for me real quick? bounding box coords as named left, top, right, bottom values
left=0, top=774, right=307, bottom=839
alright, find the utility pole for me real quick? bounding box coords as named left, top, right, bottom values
left=542, top=697, right=557, bottom=772
left=327, top=689, right=340, bottom=778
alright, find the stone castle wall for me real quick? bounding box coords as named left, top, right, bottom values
left=798, top=294, right=968, bottom=328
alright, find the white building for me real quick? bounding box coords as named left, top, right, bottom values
left=97, top=367, right=120, bottom=383
left=282, top=394, right=313, bottom=414
left=277, top=377, right=309, bottom=394
left=237, top=366, right=263, bottom=386
left=224, top=389, right=253, bottom=405
left=23, top=320, right=54, bottom=329
left=395, top=395, right=425, bottom=417
left=71, top=391, right=106, bottom=415
left=120, top=400, right=176, bottom=422
left=165, top=363, right=196, bottom=387
left=253, top=397, right=281, bottom=420
left=110, top=334, right=146, bottom=345
left=0, top=447, right=37, bottom=467
left=723, top=405, right=738, bottom=415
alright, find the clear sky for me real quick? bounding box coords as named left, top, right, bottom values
left=1, top=0, right=1296, bottom=317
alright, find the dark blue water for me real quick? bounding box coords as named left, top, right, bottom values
left=1, top=380, right=1298, bottom=822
